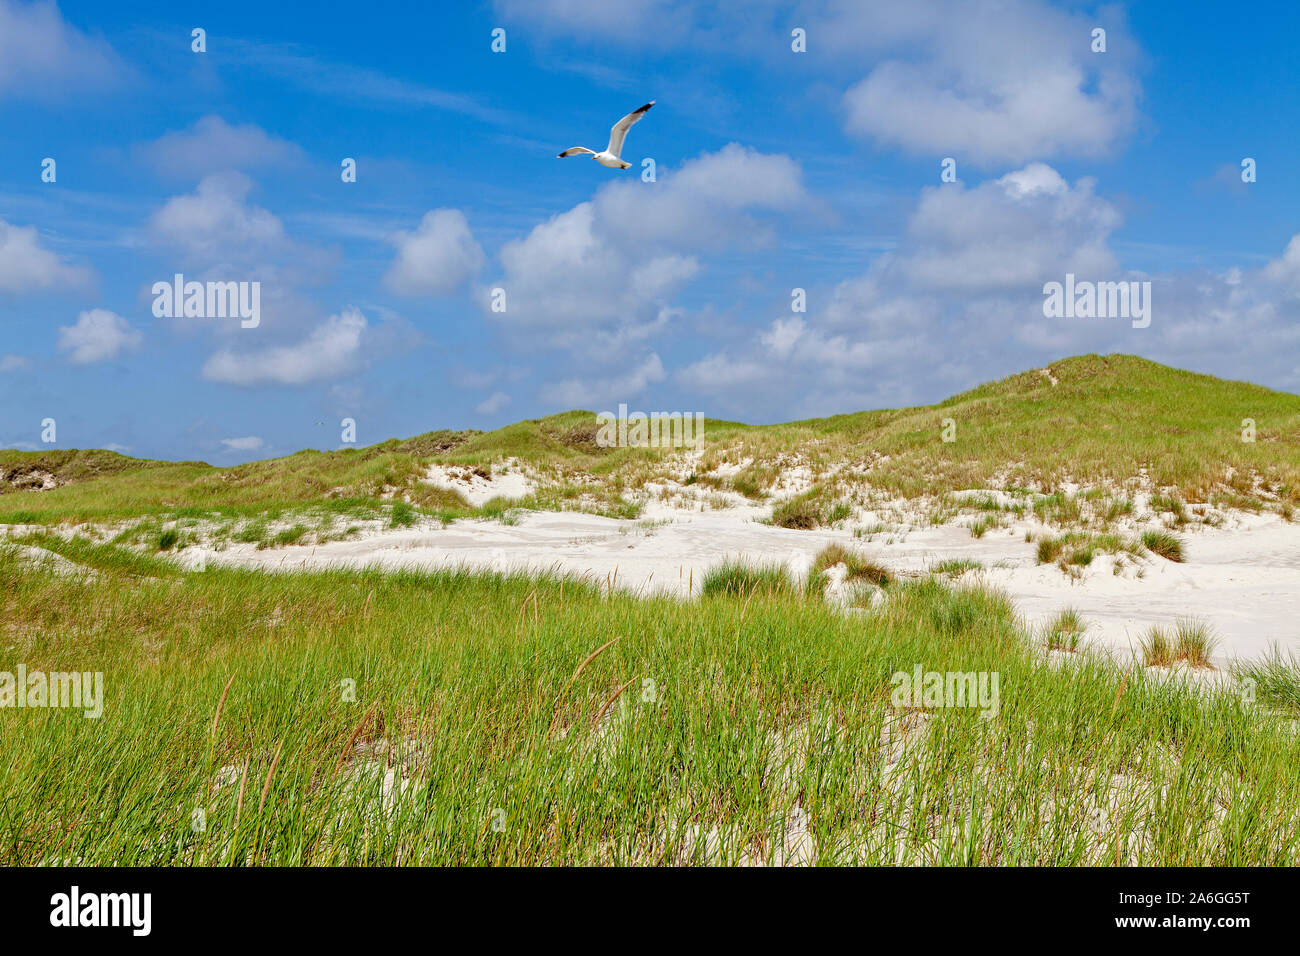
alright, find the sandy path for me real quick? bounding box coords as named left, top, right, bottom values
left=182, top=499, right=1300, bottom=668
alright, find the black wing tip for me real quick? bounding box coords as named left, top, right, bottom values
left=636, top=101, right=655, bottom=114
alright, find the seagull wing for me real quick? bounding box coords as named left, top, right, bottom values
left=605, top=101, right=654, bottom=158
left=558, top=146, right=596, bottom=158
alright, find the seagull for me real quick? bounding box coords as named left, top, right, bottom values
left=558, top=101, right=655, bottom=169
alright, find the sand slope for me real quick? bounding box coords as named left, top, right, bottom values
left=186, top=498, right=1300, bottom=669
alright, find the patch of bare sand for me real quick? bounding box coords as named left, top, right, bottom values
left=184, top=492, right=1300, bottom=667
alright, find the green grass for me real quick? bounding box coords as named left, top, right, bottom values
left=389, top=501, right=418, bottom=529
left=1141, top=626, right=1176, bottom=667
left=1174, top=619, right=1218, bottom=668
left=1142, top=620, right=1217, bottom=668
left=2, top=543, right=1300, bottom=864
left=699, top=560, right=794, bottom=599
left=267, top=524, right=310, bottom=548
left=931, top=558, right=983, bottom=578
left=1044, top=608, right=1086, bottom=652
left=1035, top=532, right=1140, bottom=569
left=769, top=486, right=853, bottom=530
left=4, top=355, right=1299, bottom=536
left=1141, top=530, right=1184, bottom=562
left=770, top=495, right=822, bottom=530
left=810, top=544, right=892, bottom=586
left=1234, top=649, right=1300, bottom=714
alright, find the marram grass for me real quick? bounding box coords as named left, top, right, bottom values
left=2, top=542, right=1299, bottom=866
left=5, top=353, right=1299, bottom=529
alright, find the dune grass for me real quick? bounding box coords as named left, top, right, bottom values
left=931, top=558, right=983, bottom=578
left=1044, top=608, right=1086, bottom=652
left=1141, top=530, right=1184, bottom=562
left=1234, top=650, right=1300, bottom=714
left=810, top=544, right=892, bottom=586
left=1035, top=532, right=1143, bottom=569
left=1141, top=620, right=1217, bottom=668
left=699, top=560, right=794, bottom=599
left=1, top=542, right=1297, bottom=865
left=7, top=355, right=1298, bottom=538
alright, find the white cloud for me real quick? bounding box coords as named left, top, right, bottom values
left=760, top=317, right=805, bottom=359
left=831, top=0, right=1141, bottom=164
left=57, top=309, right=142, bottom=364
left=539, top=353, right=665, bottom=408
left=490, top=1, right=1141, bottom=166
left=141, top=116, right=304, bottom=178
left=0, top=0, right=125, bottom=99
left=489, top=144, right=804, bottom=344
left=220, top=436, right=264, bottom=452
left=0, top=217, right=90, bottom=292
left=202, top=307, right=368, bottom=386
left=149, top=172, right=288, bottom=263
left=474, top=391, right=511, bottom=415
left=1262, top=235, right=1300, bottom=298
left=676, top=352, right=770, bottom=392
left=884, top=163, right=1120, bottom=294
left=384, top=209, right=485, bottom=296
left=679, top=163, right=1300, bottom=415
left=0, top=354, right=30, bottom=372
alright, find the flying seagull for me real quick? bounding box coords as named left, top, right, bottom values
left=558, top=101, right=655, bottom=169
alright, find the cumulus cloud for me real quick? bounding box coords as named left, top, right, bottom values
left=489, top=144, right=805, bottom=346
left=220, top=436, right=264, bottom=452
left=149, top=172, right=288, bottom=263
left=57, top=309, right=142, bottom=364
left=0, top=0, right=126, bottom=99
left=0, top=217, right=90, bottom=292
left=202, top=307, right=368, bottom=386
left=474, top=391, right=511, bottom=415
left=676, top=352, right=770, bottom=392
left=885, top=163, right=1120, bottom=294
left=491, top=1, right=1141, bottom=166
left=140, top=116, right=304, bottom=178
left=829, top=0, right=1141, bottom=164
left=539, top=353, right=665, bottom=408
left=384, top=209, right=485, bottom=296
left=679, top=162, right=1300, bottom=415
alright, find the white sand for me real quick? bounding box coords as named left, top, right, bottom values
left=183, top=496, right=1300, bottom=669
left=422, top=460, right=536, bottom=506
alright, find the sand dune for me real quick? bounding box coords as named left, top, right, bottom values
left=188, top=495, right=1300, bottom=670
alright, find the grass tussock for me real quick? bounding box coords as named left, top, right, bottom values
left=1044, top=608, right=1086, bottom=652
left=810, top=544, right=892, bottom=587
left=1035, top=532, right=1141, bottom=570
left=1141, top=530, right=1184, bottom=562
left=1234, top=650, right=1300, bottom=714
left=1142, top=620, right=1217, bottom=668
left=699, top=560, right=795, bottom=599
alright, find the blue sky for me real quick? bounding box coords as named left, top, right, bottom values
left=2, top=0, right=1298, bottom=463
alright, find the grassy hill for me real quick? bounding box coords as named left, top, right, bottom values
left=2, top=353, right=1297, bottom=526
